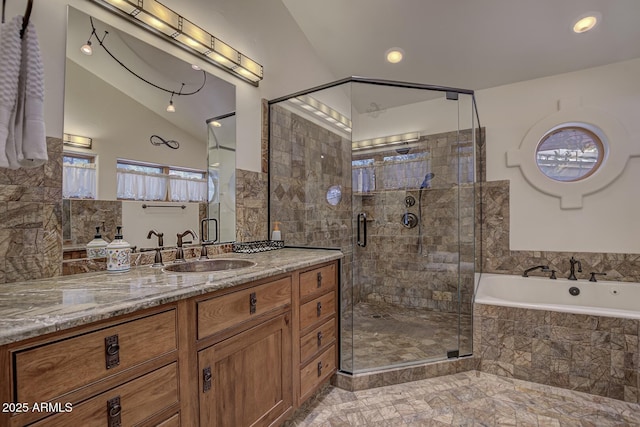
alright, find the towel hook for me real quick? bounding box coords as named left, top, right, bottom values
left=1, top=0, right=32, bottom=38
left=20, top=0, right=33, bottom=38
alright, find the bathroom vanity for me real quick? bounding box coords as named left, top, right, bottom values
left=0, top=248, right=341, bottom=427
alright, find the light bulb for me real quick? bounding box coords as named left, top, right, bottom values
left=166, top=100, right=175, bottom=112
left=81, top=41, right=93, bottom=55
left=385, top=48, right=404, bottom=64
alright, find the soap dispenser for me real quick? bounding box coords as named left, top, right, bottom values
left=271, top=221, right=282, bottom=241
left=86, top=226, right=109, bottom=259
left=106, top=226, right=131, bottom=273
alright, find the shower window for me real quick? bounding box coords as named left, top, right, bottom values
left=381, top=151, right=430, bottom=189
left=352, top=158, right=375, bottom=193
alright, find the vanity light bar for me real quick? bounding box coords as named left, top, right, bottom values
left=94, top=0, right=263, bottom=86
left=352, top=132, right=420, bottom=151
left=63, top=133, right=93, bottom=149
left=289, top=96, right=352, bottom=132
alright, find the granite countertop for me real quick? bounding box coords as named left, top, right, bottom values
left=0, top=248, right=343, bottom=346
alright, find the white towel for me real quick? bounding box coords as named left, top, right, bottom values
left=0, top=15, right=47, bottom=170
left=0, top=16, right=22, bottom=168
left=16, top=18, right=47, bottom=168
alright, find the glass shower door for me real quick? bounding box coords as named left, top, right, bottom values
left=268, top=78, right=477, bottom=376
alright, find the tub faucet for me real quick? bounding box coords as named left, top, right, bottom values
left=175, top=229, right=197, bottom=263
left=568, top=257, right=582, bottom=280
left=522, top=265, right=549, bottom=277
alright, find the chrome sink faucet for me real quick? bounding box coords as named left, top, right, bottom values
left=568, top=256, right=582, bottom=280
left=175, top=229, right=197, bottom=263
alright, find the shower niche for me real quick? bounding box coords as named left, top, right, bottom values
left=269, top=78, right=479, bottom=375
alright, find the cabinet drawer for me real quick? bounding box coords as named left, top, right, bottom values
left=15, top=310, right=176, bottom=403
left=299, top=291, right=335, bottom=332
left=198, top=276, right=291, bottom=339
left=156, top=413, right=180, bottom=427
left=32, top=362, right=178, bottom=427
left=300, top=345, right=336, bottom=399
left=299, top=263, right=336, bottom=300
left=300, top=318, right=336, bottom=365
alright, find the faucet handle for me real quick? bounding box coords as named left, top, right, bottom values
left=589, top=272, right=607, bottom=282
left=549, top=270, right=557, bottom=279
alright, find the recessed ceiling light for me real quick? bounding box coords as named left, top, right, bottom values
left=573, top=12, right=601, bottom=33
left=192, top=64, right=201, bottom=70
left=385, top=48, right=404, bottom=64
left=211, top=121, right=222, bottom=127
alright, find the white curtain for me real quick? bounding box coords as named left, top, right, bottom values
left=63, top=163, right=96, bottom=199
left=168, top=176, right=207, bottom=202
left=116, top=169, right=167, bottom=200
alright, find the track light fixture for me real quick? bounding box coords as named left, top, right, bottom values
left=93, top=0, right=263, bottom=86
left=80, top=40, right=93, bottom=55
left=83, top=16, right=205, bottom=113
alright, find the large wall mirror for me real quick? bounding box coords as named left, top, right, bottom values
left=63, top=6, right=236, bottom=249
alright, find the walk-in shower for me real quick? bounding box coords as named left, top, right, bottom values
left=269, top=77, right=480, bottom=374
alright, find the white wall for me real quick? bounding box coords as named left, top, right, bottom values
left=353, top=59, right=640, bottom=254
left=64, top=60, right=206, bottom=199
left=478, top=58, right=640, bottom=254
left=121, top=201, right=200, bottom=250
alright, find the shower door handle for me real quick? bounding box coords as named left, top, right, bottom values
left=357, top=213, right=367, bottom=247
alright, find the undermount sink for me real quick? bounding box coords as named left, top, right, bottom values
left=163, top=259, right=256, bottom=273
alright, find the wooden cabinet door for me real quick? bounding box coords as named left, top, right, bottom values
left=198, top=313, right=292, bottom=427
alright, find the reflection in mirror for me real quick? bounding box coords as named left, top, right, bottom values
left=207, top=113, right=236, bottom=243
left=62, top=7, right=236, bottom=249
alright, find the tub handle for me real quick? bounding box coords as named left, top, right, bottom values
left=589, top=272, right=607, bottom=282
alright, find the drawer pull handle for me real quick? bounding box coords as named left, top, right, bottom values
left=249, top=292, right=257, bottom=314
left=316, top=301, right=322, bottom=317
left=317, top=331, right=323, bottom=347
left=317, top=361, right=323, bottom=377
left=317, top=272, right=323, bottom=288
left=105, top=335, right=120, bottom=369
left=107, top=396, right=122, bottom=427
left=203, top=367, right=212, bottom=392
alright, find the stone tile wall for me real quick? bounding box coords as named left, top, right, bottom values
left=65, top=199, right=122, bottom=246
left=0, top=137, right=63, bottom=284
left=474, top=303, right=639, bottom=403
left=236, top=169, right=268, bottom=242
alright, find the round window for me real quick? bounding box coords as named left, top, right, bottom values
left=535, top=126, right=605, bottom=182
left=326, top=185, right=342, bottom=206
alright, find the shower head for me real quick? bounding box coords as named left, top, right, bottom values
left=395, top=142, right=410, bottom=155
left=420, top=173, right=435, bottom=189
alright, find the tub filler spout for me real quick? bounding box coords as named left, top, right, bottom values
left=522, top=265, right=549, bottom=277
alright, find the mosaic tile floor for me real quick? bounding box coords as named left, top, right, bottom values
left=342, top=303, right=472, bottom=371
left=286, top=371, right=640, bottom=426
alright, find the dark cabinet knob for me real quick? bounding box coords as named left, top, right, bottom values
left=317, top=272, right=323, bottom=288
left=317, top=331, right=323, bottom=347
left=316, top=301, right=322, bottom=317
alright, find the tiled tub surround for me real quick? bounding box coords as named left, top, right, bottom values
left=0, top=248, right=342, bottom=345
left=474, top=303, right=640, bottom=403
